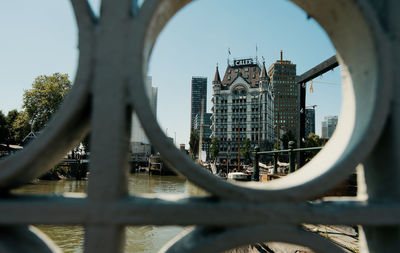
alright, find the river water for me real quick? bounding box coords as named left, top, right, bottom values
left=12, top=174, right=207, bottom=253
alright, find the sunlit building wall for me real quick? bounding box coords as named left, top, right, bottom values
left=130, top=76, right=158, bottom=155
left=211, top=57, right=274, bottom=163
left=321, top=115, right=338, bottom=139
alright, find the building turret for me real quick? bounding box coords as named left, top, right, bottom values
left=212, top=65, right=221, bottom=95
left=213, top=65, right=221, bottom=85
left=259, top=59, right=270, bottom=91
left=260, top=59, right=269, bottom=82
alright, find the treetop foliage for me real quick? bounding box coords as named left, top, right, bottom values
left=240, top=138, right=252, bottom=164
left=189, top=130, right=199, bottom=157
left=23, top=73, right=72, bottom=132
left=210, top=137, right=219, bottom=161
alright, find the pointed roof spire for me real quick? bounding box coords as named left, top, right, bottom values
left=260, top=58, right=268, bottom=80
left=213, top=64, right=221, bottom=84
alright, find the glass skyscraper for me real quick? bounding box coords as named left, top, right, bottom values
left=305, top=108, right=316, bottom=138
left=321, top=116, right=338, bottom=139
left=190, top=77, right=207, bottom=132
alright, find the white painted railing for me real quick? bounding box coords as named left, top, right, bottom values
left=0, top=0, right=398, bottom=252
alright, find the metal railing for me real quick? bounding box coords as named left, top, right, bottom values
left=0, top=1, right=398, bottom=252
left=252, top=141, right=323, bottom=181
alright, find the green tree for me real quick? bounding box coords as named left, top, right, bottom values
left=0, top=111, right=8, bottom=144
left=5, top=109, right=20, bottom=144
left=210, top=138, right=219, bottom=162
left=12, top=111, right=31, bottom=144
left=304, top=133, right=323, bottom=162
left=23, top=73, right=72, bottom=132
left=240, top=138, right=252, bottom=164
left=189, top=130, right=199, bottom=158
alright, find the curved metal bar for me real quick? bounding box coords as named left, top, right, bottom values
left=128, top=0, right=391, bottom=202
left=0, top=1, right=96, bottom=190
left=161, top=225, right=346, bottom=253
left=0, top=226, right=61, bottom=253
left=70, top=0, right=98, bottom=26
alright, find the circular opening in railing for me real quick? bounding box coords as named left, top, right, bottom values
left=139, top=0, right=342, bottom=191
left=133, top=0, right=386, bottom=201
left=146, top=0, right=343, bottom=176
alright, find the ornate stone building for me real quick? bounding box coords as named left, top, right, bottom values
left=211, top=58, right=274, bottom=163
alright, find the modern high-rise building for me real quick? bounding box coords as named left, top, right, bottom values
left=193, top=113, right=212, bottom=143
left=321, top=116, right=338, bottom=139
left=211, top=57, right=274, bottom=163
left=190, top=77, right=207, bottom=132
left=267, top=51, right=297, bottom=138
left=305, top=108, right=316, bottom=138
left=130, top=76, right=158, bottom=155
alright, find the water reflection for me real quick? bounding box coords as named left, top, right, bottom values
left=13, top=174, right=204, bottom=252
left=38, top=225, right=84, bottom=253
left=12, top=179, right=87, bottom=195
left=125, top=226, right=186, bottom=253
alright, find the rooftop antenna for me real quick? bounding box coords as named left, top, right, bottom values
left=280, top=50, right=283, bottom=61
left=255, top=44, right=258, bottom=63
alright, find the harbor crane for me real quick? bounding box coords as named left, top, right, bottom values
left=308, top=80, right=340, bottom=93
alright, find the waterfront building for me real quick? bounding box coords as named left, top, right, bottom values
left=130, top=76, right=158, bottom=155
left=321, top=115, right=338, bottom=139
left=211, top=57, right=274, bottom=163
left=305, top=108, right=316, bottom=137
left=267, top=51, right=298, bottom=139
left=190, top=77, right=207, bottom=132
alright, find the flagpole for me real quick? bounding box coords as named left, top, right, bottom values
left=227, top=47, right=231, bottom=65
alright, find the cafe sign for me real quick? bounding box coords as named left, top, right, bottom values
left=234, top=58, right=253, bottom=66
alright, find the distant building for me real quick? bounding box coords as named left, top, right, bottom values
left=193, top=112, right=212, bottom=143
left=305, top=108, right=316, bottom=137
left=130, top=76, right=158, bottom=155
left=179, top=144, right=186, bottom=152
left=321, top=116, right=338, bottom=139
left=267, top=51, right=298, bottom=137
left=211, top=57, right=274, bottom=163
left=193, top=112, right=212, bottom=156
left=190, top=77, right=207, bottom=132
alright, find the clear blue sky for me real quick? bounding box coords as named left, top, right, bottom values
left=0, top=0, right=341, bottom=147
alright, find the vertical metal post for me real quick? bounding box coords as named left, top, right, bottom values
left=252, top=146, right=260, bottom=181
left=299, top=82, right=306, bottom=167
left=273, top=151, right=278, bottom=174
left=289, top=141, right=295, bottom=173
left=361, top=115, right=400, bottom=252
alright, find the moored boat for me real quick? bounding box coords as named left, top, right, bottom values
left=227, top=172, right=250, bottom=181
